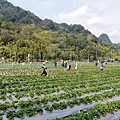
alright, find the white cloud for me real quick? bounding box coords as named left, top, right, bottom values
left=57, top=6, right=89, bottom=23
left=109, top=31, right=120, bottom=43
left=71, top=6, right=88, bottom=18
left=87, top=17, right=104, bottom=25
left=108, top=30, right=120, bottom=37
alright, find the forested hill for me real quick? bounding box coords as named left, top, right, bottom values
left=0, top=0, right=117, bottom=62
left=0, top=0, right=42, bottom=25
left=40, top=19, right=92, bottom=34
left=0, top=0, right=93, bottom=35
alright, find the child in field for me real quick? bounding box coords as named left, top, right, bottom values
left=61, top=59, right=64, bottom=67
left=75, top=62, right=78, bottom=69
left=54, top=61, right=57, bottom=68
left=95, top=59, right=98, bottom=66
left=64, top=60, right=67, bottom=68
left=67, top=65, right=72, bottom=71
left=41, top=64, right=47, bottom=76
left=100, top=64, right=104, bottom=70
left=100, top=60, right=106, bottom=70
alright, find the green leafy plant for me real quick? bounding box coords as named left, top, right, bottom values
left=25, top=107, right=36, bottom=118
left=6, top=110, right=16, bottom=120
left=16, top=110, right=25, bottom=118
left=44, top=105, right=53, bottom=112
left=35, top=106, right=43, bottom=114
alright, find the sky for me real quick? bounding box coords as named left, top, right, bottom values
left=8, top=0, right=120, bottom=43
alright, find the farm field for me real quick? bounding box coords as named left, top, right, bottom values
left=0, top=61, right=120, bottom=120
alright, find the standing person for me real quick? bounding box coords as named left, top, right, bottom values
left=41, top=64, right=47, bottom=76
left=1, top=57, right=5, bottom=63
left=68, top=65, right=72, bottom=71
left=64, top=60, right=67, bottom=68
left=100, top=64, right=104, bottom=70
left=103, top=60, right=106, bottom=67
left=61, top=59, right=64, bottom=67
left=75, top=62, right=78, bottom=69
left=100, top=61, right=104, bottom=70
left=95, top=59, right=98, bottom=66
left=54, top=61, right=57, bottom=68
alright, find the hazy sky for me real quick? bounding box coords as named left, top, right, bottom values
left=8, top=0, right=120, bottom=43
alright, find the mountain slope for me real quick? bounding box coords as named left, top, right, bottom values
left=0, top=0, right=42, bottom=25
left=0, top=0, right=96, bottom=36
left=0, top=1, right=117, bottom=61
left=98, top=34, right=113, bottom=44
left=1, top=0, right=115, bottom=61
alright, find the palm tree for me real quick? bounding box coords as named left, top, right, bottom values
left=97, top=44, right=103, bottom=58
left=0, top=46, right=8, bottom=63
left=108, top=44, right=113, bottom=61
left=0, top=46, right=7, bottom=57
left=95, top=44, right=99, bottom=59
left=86, top=46, right=90, bottom=62
left=7, top=42, right=13, bottom=62
left=111, top=49, right=116, bottom=61
left=80, top=48, right=87, bottom=61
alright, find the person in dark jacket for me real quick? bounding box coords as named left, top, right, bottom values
left=67, top=65, right=72, bottom=71
left=41, top=64, right=47, bottom=76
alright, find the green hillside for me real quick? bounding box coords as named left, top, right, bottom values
left=0, top=0, right=42, bottom=25
left=0, top=0, right=119, bottom=62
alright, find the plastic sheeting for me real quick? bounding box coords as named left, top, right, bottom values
left=12, top=95, right=120, bottom=120
left=2, top=94, right=120, bottom=120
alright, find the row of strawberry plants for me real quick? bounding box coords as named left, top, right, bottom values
left=0, top=65, right=118, bottom=82
left=0, top=90, right=120, bottom=120
left=0, top=76, right=119, bottom=96
left=0, top=89, right=120, bottom=112
left=8, top=83, right=120, bottom=100
left=1, top=63, right=118, bottom=84
left=0, top=81, right=120, bottom=102
left=1, top=70, right=119, bottom=98
left=0, top=62, right=119, bottom=77
left=56, top=100, right=120, bottom=120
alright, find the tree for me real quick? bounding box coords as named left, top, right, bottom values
left=108, top=44, right=113, bottom=61
left=86, top=46, right=90, bottom=62
left=80, top=49, right=87, bottom=61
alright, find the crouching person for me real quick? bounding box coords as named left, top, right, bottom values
left=41, top=64, right=47, bottom=76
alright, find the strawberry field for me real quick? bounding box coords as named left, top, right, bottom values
left=0, top=62, right=120, bottom=120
